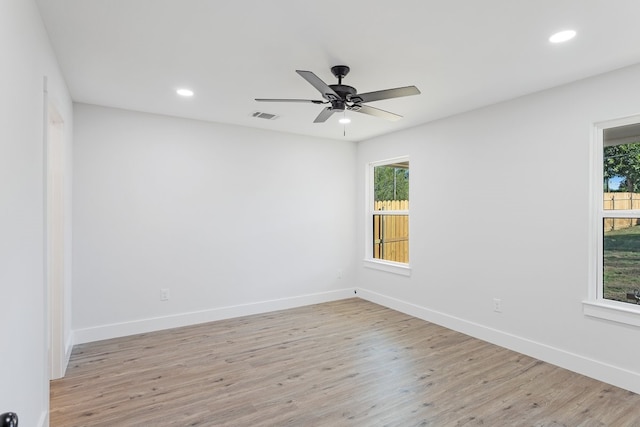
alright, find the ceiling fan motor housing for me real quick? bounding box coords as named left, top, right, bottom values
left=331, top=99, right=346, bottom=111
left=329, top=84, right=357, bottom=106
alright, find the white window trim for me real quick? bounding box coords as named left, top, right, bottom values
left=584, top=115, right=640, bottom=326
left=363, top=258, right=412, bottom=276
left=364, top=156, right=411, bottom=276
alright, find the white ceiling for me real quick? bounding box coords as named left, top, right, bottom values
left=37, top=0, right=640, bottom=142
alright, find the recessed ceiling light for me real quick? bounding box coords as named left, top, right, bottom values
left=549, top=30, right=576, bottom=44
left=176, top=88, right=194, bottom=97
left=339, top=117, right=351, bottom=124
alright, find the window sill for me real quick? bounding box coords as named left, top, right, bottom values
left=583, top=300, right=640, bottom=327
left=363, top=259, right=411, bottom=276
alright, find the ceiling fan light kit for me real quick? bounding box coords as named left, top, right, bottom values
left=256, top=65, right=420, bottom=123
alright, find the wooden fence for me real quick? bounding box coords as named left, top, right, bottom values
left=371, top=194, right=640, bottom=257
left=373, top=200, right=409, bottom=263
left=603, top=192, right=640, bottom=231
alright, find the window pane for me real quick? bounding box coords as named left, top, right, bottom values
left=603, top=126, right=640, bottom=210
left=603, top=218, right=640, bottom=305
left=373, top=214, right=408, bottom=263
left=374, top=162, right=409, bottom=211
left=603, top=192, right=640, bottom=210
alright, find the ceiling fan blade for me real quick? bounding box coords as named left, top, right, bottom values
left=350, top=104, right=402, bottom=122
left=255, top=98, right=326, bottom=104
left=352, top=86, right=421, bottom=104
left=313, top=107, right=336, bottom=123
left=296, top=70, right=341, bottom=101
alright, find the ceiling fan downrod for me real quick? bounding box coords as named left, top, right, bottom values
left=331, top=65, right=350, bottom=85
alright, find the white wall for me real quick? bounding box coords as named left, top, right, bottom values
left=72, top=104, right=357, bottom=341
left=356, top=63, right=640, bottom=394
left=0, top=0, right=73, bottom=425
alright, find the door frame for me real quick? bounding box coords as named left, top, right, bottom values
left=44, top=79, right=67, bottom=380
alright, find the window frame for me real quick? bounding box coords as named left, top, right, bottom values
left=363, top=156, right=411, bottom=276
left=584, top=115, right=640, bottom=327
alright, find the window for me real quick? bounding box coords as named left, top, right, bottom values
left=364, top=157, right=410, bottom=275
left=585, top=117, right=640, bottom=326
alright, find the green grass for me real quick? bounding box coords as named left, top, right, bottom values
left=603, top=224, right=640, bottom=303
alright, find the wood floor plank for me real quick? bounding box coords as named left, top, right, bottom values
left=50, top=299, right=640, bottom=426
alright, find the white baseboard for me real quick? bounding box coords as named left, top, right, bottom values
left=62, top=335, right=73, bottom=376
left=73, top=288, right=355, bottom=344
left=356, top=288, right=640, bottom=395
left=38, top=410, right=48, bottom=427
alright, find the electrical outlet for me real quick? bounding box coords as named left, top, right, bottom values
left=337, top=269, right=343, bottom=279
left=160, top=288, right=170, bottom=301
left=493, top=298, right=502, bottom=313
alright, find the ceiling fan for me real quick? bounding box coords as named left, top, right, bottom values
left=255, top=65, right=420, bottom=123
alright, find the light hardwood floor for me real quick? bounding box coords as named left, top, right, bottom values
left=50, top=299, right=640, bottom=426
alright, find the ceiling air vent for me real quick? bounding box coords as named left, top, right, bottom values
left=252, top=111, right=279, bottom=120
